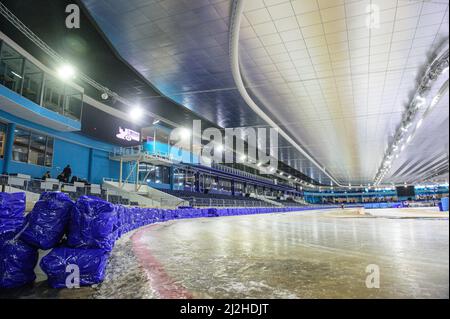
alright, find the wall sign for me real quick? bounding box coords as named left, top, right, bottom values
left=116, top=127, right=141, bottom=142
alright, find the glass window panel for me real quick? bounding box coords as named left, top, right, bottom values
left=22, top=60, right=43, bottom=104
left=63, top=85, right=83, bottom=121
left=0, top=124, right=5, bottom=159
left=12, top=129, right=30, bottom=163
left=42, top=75, right=64, bottom=114
left=45, top=137, right=54, bottom=167
left=29, top=133, right=46, bottom=166
left=0, top=43, right=24, bottom=93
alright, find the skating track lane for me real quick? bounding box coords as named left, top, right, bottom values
left=131, top=209, right=449, bottom=299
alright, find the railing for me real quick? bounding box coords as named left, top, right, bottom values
left=111, top=147, right=279, bottom=185
left=111, top=145, right=144, bottom=158
left=111, top=145, right=170, bottom=161
left=211, top=162, right=274, bottom=184
left=183, top=197, right=276, bottom=208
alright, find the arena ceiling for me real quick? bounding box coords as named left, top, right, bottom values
left=7, top=0, right=447, bottom=186
left=80, top=0, right=449, bottom=186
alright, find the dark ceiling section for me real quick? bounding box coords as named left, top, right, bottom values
left=79, top=0, right=269, bottom=129
left=0, top=0, right=328, bottom=186
left=0, top=0, right=218, bottom=129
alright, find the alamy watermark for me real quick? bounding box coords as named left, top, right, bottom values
left=65, top=264, right=80, bottom=289
left=65, top=4, right=80, bottom=29
left=365, top=264, right=380, bottom=289
left=167, top=120, right=279, bottom=174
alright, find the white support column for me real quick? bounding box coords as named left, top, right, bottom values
left=119, top=158, right=123, bottom=188
left=135, top=160, right=140, bottom=192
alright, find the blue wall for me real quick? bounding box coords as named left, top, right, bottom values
left=0, top=109, right=123, bottom=184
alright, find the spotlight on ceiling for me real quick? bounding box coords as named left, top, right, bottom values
left=129, top=107, right=144, bottom=121
left=415, top=96, right=427, bottom=109
left=101, top=92, right=109, bottom=100
left=180, top=128, right=191, bottom=138
left=153, top=119, right=161, bottom=125
left=416, top=118, right=423, bottom=129
left=57, top=64, right=76, bottom=80
left=216, top=144, right=224, bottom=152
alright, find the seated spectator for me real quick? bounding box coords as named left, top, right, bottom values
left=63, top=165, right=72, bottom=183
left=41, top=171, right=51, bottom=180
left=57, top=172, right=65, bottom=182
left=70, top=176, right=78, bottom=184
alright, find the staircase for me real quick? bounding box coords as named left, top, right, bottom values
left=102, top=180, right=188, bottom=208
left=251, top=194, right=283, bottom=207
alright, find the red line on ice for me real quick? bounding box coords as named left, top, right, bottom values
left=131, top=224, right=193, bottom=299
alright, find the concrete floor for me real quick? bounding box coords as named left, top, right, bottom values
left=132, top=209, right=449, bottom=299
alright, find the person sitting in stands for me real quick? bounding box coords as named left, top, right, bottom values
left=70, top=176, right=78, bottom=184
left=57, top=172, right=65, bottom=182
left=63, top=165, right=72, bottom=183
left=41, top=171, right=51, bottom=180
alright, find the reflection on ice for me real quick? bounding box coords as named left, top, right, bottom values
left=136, top=210, right=449, bottom=299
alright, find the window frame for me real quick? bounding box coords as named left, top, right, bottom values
left=11, top=127, right=54, bottom=168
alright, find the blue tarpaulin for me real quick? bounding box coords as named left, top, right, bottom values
left=40, top=248, right=110, bottom=289
left=0, top=192, right=26, bottom=247
left=20, top=192, right=74, bottom=250
left=67, top=196, right=118, bottom=252
left=0, top=239, right=38, bottom=289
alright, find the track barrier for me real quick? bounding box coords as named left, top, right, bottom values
left=0, top=192, right=342, bottom=289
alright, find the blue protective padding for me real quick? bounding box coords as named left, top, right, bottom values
left=67, top=196, right=118, bottom=251
left=20, top=192, right=74, bottom=250
left=0, top=192, right=26, bottom=247
left=0, top=239, right=38, bottom=289
left=441, top=197, right=449, bottom=211
left=0, top=193, right=26, bottom=219
left=0, top=218, right=25, bottom=245
left=40, top=247, right=110, bottom=289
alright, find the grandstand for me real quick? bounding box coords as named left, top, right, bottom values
left=0, top=0, right=448, bottom=302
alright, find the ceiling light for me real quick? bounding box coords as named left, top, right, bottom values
left=180, top=128, right=191, bottom=138
left=101, top=92, right=109, bottom=100
left=153, top=119, right=161, bottom=125
left=415, top=96, right=426, bottom=109
left=129, top=107, right=144, bottom=121
left=57, top=64, right=76, bottom=80
left=240, top=155, right=247, bottom=161
left=216, top=144, right=224, bottom=152
left=416, top=118, right=423, bottom=129
left=11, top=71, right=22, bottom=79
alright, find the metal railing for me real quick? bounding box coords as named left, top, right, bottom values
left=211, top=162, right=274, bottom=184
left=184, top=197, right=276, bottom=208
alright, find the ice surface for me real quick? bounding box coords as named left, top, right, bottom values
left=134, top=210, right=449, bottom=299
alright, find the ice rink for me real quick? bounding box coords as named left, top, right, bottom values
left=132, top=209, right=449, bottom=299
